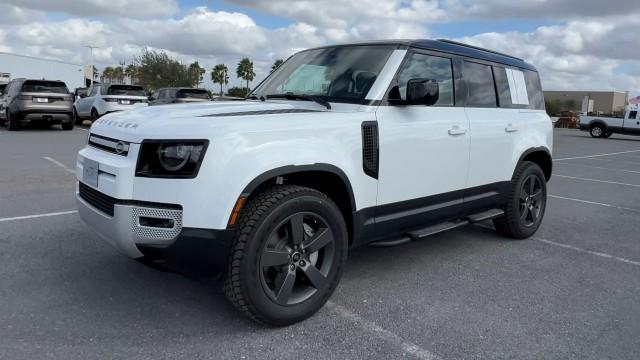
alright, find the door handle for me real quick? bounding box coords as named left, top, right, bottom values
left=448, top=126, right=467, bottom=136
left=505, top=124, right=518, bottom=133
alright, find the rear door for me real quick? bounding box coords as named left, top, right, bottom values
left=76, top=85, right=99, bottom=116
left=463, top=62, right=529, bottom=209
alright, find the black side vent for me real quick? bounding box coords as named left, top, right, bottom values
left=361, top=121, right=379, bottom=179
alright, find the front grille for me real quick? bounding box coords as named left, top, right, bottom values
left=79, top=182, right=116, bottom=216
left=88, top=134, right=130, bottom=156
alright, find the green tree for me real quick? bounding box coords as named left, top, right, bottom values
left=124, top=64, right=138, bottom=84
left=211, top=64, right=229, bottom=96
left=227, top=86, right=250, bottom=98
left=236, top=57, right=255, bottom=93
left=271, top=59, right=284, bottom=73
left=188, top=61, right=205, bottom=87
left=113, top=66, right=125, bottom=84
left=135, top=48, right=192, bottom=91
left=101, top=66, right=114, bottom=83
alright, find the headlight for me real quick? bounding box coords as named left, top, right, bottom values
left=135, top=140, right=208, bottom=178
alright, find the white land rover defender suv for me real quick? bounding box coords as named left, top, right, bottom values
left=76, top=40, right=553, bottom=326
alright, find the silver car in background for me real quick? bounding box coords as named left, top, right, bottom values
left=73, top=84, right=148, bottom=124
left=148, top=87, right=211, bottom=105
left=1, top=79, right=74, bottom=131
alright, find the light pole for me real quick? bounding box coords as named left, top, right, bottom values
left=85, top=45, right=99, bottom=86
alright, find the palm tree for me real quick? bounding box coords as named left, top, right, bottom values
left=271, top=59, right=284, bottom=73
left=211, top=64, right=229, bottom=96
left=125, top=64, right=138, bottom=85
left=113, top=66, right=125, bottom=84
left=236, top=57, right=255, bottom=95
left=102, top=66, right=114, bottom=83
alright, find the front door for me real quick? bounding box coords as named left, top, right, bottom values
left=624, top=110, right=640, bottom=133
left=375, top=51, right=470, bottom=233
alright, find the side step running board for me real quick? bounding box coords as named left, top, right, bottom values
left=369, top=208, right=505, bottom=248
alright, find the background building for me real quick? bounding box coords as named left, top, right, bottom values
left=544, top=90, right=627, bottom=115
left=0, top=52, right=84, bottom=90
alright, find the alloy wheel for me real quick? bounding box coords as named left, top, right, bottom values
left=260, top=212, right=335, bottom=306
left=519, top=174, right=543, bottom=227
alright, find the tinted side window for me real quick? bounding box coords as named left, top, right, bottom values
left=629, top=111, right=638, bottom=119
left=395, top=53, right=454, bottom=106
left=493, top=67, right=514, bottom=108
left=523, top=70, right=544, bottom=110
left=463, top=61, right=497, bottom=107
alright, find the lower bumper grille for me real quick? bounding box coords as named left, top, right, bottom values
left=79, top=182, right=116, bottom=216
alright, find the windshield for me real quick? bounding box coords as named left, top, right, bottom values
left=107, top=85, right=145, bottom=96
left=178, top=89, right=209, bottom=99
left=22, top=81, right=69, bottom=94
left=251, top=45, right=396, bottom=103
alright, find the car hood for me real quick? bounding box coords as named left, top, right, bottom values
left=89, top=100, right=329, bottom=143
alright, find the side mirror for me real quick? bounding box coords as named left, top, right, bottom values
left=406, top=78, right=439, bottom=106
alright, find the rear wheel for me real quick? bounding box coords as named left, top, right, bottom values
left=590, top=125, right=605, bottom=138
left=224, top=185, right=348, bottom=326
left=493, top=161, right=547, bottom=239
left=7, top=110, right=19, bottom=131
left=90, top=108, right=100, bottom=123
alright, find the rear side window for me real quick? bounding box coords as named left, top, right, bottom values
left=178, top=89, right=209, bottom=99
left=107, top=85, right=145, bottom=96
left=493, top=67, right=513, bottom=108
left=523, top=70, right=544, bottom=110
left=629, top=111, right=638, bottom=119
left=22, top=80, right=69, bottom=94
left=463, top=61, right=497, bottom=107
left=395, top=52, right=454, bottom=106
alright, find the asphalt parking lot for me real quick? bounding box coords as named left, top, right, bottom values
left=1, top=126, right=639, bottom=359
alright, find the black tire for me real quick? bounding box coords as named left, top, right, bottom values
left=590, top=124, right=605, bottom=138
left=90, top=108, right=100, bottom=123
left=7, top=110, right=19, bottom=131
left=493, top=161, right=547, bottom=239
left=224, top=185, right=348, bottom=326
left=73, top=108, right=83, bottom=126
left=61, top=120, right=74, bottom=130
left=603, top=132, right=612, bottom=138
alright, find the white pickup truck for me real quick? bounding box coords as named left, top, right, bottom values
left=579, top=106, right=640, bottom=138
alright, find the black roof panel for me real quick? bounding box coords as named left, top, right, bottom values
left=305, top=39, right=537, bottom=72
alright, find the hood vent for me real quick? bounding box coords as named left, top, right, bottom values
left=200, top=109, right=323, bottom=117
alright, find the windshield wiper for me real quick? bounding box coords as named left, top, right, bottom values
left=265, top=93, right=331, bottom=110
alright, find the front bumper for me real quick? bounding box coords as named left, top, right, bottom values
left=76, top=183, right=234, bottom=275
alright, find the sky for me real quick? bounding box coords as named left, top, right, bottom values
left=1, top=0, right=639, bottom=96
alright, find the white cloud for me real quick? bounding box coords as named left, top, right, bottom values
left=3, top=0, right=178, bottom=18
left=0, top=1, right=638, bottom=95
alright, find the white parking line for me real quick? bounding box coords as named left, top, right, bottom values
left=548, top=194, right=640, bottom=212
left=553, top=174, right=640, bottom=188
left=0, top=210, right=78, bottom=223
left=556, top=149, right=640, bottom=161
left=555, top=162, right=640, bottom=174
left=326, top=301, right=440, bottom=360
left=534, top=238, right=640, bottom=267
left=43, top=156, right=75, bottom=175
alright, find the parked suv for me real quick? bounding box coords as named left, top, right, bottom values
left=149, top=87, right=210, bottom=105
left=76, top=39, right=553, bottom=326
left=73, top=84, right=148, bottom=125
left=1, top=79, right=74, bottom=130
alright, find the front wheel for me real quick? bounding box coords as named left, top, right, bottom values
left=493, top=161, right=547, bottom=239
left=90, top=108, right=100, bottom=123
left=224, top=185, right=348, bottom=326
left=73, top=108, right=83, bottom=126
left=590, top=125, right=605, bottom=138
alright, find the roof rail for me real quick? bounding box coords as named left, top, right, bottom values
left=436, top=39, right=524, bottom=62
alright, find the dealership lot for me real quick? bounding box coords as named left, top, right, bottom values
left=1, top=127, right=639, bottom=359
